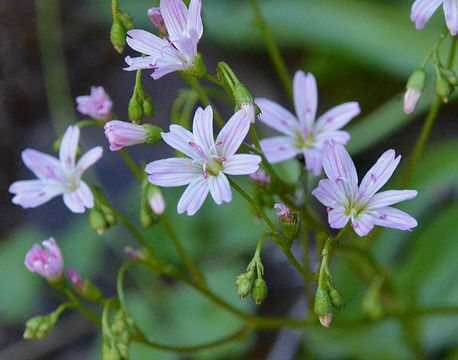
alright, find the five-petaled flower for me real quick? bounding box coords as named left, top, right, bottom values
left=312, top=142, right=418, bottom=236
left=411, top=0, right=458, bottom=36
left=76, top=86, right=113, bottom=121
left=124, top=0, right=203, bottom=79
left=256, top=71, right=360, bottom=176
left=25, top=238, right=64, bottom=281
left=146, top=106, right=261, bottom=215
left=9, top=126, right=103, bottom=213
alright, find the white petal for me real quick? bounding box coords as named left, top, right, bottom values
left=328, top=207, right=350, bottom=229
left=177, top=178, right=209, bottom=215
left=312, top=179, right=345, bottom=207
left=304, top=148, right=323, bottom=176
left=444, top=0, right=458, bottom=36
left=259, top=136, right=299, bottom=163
left=411, top=0, right=442, bottom=30
left=63, top=191, right=86, bottom=213
left=21, top=149, right=61, bottom=180
left=124, top=55, right=157, bottom=71
left=208, top=173, right=231, bottom=205
left=161, top=0, right=189, bottom=42
left=351, top=213, right=376, bottom=237
left=162, top=125, right=202, bottom=159
left=293, top=71, right=317, bottom=129
left=146, top=158, right=201, bottom=186
left=223, top=154, right=261, bottom=175
left=187, top=0, right=203, bottom=38
left=315, top=102, right=360, bottom=133
left=59, top=126, right=80, bottom=170
left=322, top=142, right=358, bottom=190
left=151, top=62, right=187, bottom=79
left=192, top=106, right=214, bottom=153
left=368, top=190, right=418, bottom=209
left=255, top=98, right=299, bottom=136
left=359, top=149, right=400, bottom=199
left=126, top=30, right=167, bottom=57
left=9, top=180, right=63, bottom=208
left=76, top=147, right=103, bottom=175
left=74, top=181, right=94, bottom=209
left=215, top=109, right=250, bottom=157
left=315, top=130, right=350, bottom=147
left=374, top=207, right=418, bottom=231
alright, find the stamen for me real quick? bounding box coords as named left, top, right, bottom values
left=370, top=173, right=376, bottom=182
left=217, top=157, right=227, bottom=162
left=278, top=146, right=285, bottom=151
left=215, top=141, right=223, bottom=146
left=351, top=223, right=358, bottom=228
left=326, top=206, right=331, bottom=213
left=379, top=214, right=387, bottom=220
left=203, top=170, right=208, bottom=179
left=38, top=191, right=46, bottom=197
left=187, top=161, right=192, bottom=171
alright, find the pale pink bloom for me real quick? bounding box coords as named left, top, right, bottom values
left=146, top=106, right=262, bottom=215
left=9, top=126, right=102, bottom=213
left=67, top=268, right=84, bottom=290
left=149, top=190, right=166, bottom=215
left=250, top=170, right=270, bottom=185
left=76, top=86, right=113, bottom=120
left=124, top=0, right=203, bottom=79
left=404, top=88, right=422, bottom=114
left=148, top=7, right=167, bottom=35
left=411, top=0, right=458, bottom=36
left=257, top=71, right=360, bottom=176
left=104, top=120, right=148, bottom=151
left=312, top=142, right=418, bottom=237
left=25, top=238, right=63, bottom=281
left=274, top=203, right=293, bottom=221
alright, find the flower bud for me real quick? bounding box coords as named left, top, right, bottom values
left=24, top=312, right=59, bottom=340
left=329, top=286, right=345, bottom=310
left=435, top=71, right=453, bottom=103
left=235, top=274, right=253, bottom=298
left=251, top=278, right=268, bottom=304
left=110, top=22, right=126, bottom=54
left=139, top=206, right=154, bottom=229
left=439, top=67, right=458, bottom=86
left=118, top=12, right=134, bottom=31
left=142, top=97, right=155, bottom=118
left=76, top=86, right=113, bottom=120
left=128, top=98, right=143, bottom=123
left=89, top=208, right=108, bottom=235
left=250, top=170, right=270, bottom=186
left=67, top=268, right=84, bottom=290
left=104, top=120, right=149, bottom=151
left=403, top=88, right=422, bottom=114
left=124, top=246, right=142, bottom=261
left=147, top=7, right=167, bottom=36
left=403, top=67, right=426, bottom=114
left=314, top=289, right=333, bottom=327
left=148, top=188, right=165, bottom=215
left=274, top=203, right=300, bottom=241
left=25, top=238, right=64, bottom=283
left=142, top=123, right=163, bottom=144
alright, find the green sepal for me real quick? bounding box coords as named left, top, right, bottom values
left=251, top=278, right=268, bottom=305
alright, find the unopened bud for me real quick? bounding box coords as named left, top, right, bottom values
left=128, top=97, right=143, bottom=123
left=140, top=205, right=154, bottom=229
left=148, top=189, right=165, bottom=215
left=148, top=7, right=167, bottom=36
left=67, top=268, right=84, bottom=291
left=142, top=97, right=155, bottom=118
left=89, top=208, right=108, bottom=235
left=24, top=308, right=63, bottom=340
left=236, top=275, right=253, bottom=298
left=435, top=71, right=453, bottom=103
left=439, top=67, right=458, bottom=86
left=251, top=278, right=268, bottom=304
left=314, top=288, right=333, bottom=327
left=250, top=170, right=270, bottom=186
left=318, top=313, right=333, bottom=328
left=142, top=124, right=163, bottom=144
left=403, top=88, right=422, bottom=114
left=274, top=203, right=300, bottom=240
left=118, top=12, right=134, bottom=31
left=110, top=22, right=126, bottom=54
left=329, top=286, right=345, bottom=310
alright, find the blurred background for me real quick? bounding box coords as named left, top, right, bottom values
left=0, top=0, right=457, bottom=359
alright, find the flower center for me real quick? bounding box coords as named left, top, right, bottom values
left=296, top=129, right=316, bottom=149
left=204, top=157, right=225, bottom=178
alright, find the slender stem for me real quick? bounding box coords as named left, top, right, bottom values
left=183, top=76, right=225, bottom=127
left=203, top=72, right=221, bottom=86
left=134, top=324, right=253, bottom=353
left=117, top=262, right=135, bottom=306
left=401, top=35, right=457, bottom=189
left=64, top=288, right=101, bottom=326
left=119, top=149, right=143, bottom=181
left=283, top=247, right=314, bottom=280
left=75, top=119, right=101, bottom=129
left=161, top=215, right=207, bottom=287
left=248, top=0, right=292, bottom=98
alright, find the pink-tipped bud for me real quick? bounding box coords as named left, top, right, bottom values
left=104, top=120, right=148, bottom=151
left=149, top=190, right=166, bottom=215
left=403, top=88, right=422, bottom=114
left=76, top=86, right=113, bottom=120
left=124, top=246, right=142, bottom=261
left=250, top=170, right=270, bottom=185
left=24, top=238, right=64, bottom=281
left=274, top=203, right=293, bottom=222
left=318, top=313, right=333, bottom=328
left=147, top=7, right=167, bottom=36
left=67, top=268, right=84, bottom=290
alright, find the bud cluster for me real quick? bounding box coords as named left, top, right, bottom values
left=89, top=187, right=117, bottom=236
left=235, top=254, right=268, bottom=305
left=110, top=4, right=134, bottom=54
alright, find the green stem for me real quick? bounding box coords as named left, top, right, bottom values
left=134, top=324, right=253, bottom=353
left=401, top=35, right=457, bottom=189
left=119, top=149, right=143, bottom=181
left=75, top=119, right=102, bottom=129
left=248, top=0, right=292, bottom=99
left=117, top=262, right=135, bottom=306
left=183, top=76, right=225, bottom=127
left=161, top=215, right=207, bottom=287
left=64, top=288, right=101, bottom=326
left=203, top=72, right=222, bottom=86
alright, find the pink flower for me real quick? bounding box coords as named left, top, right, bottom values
left=312, top=142, right=418, bottom=236
left=25, top=238, right=63, bottom=281
left=274, top=203, right=293, bottom=221
left=67, top=268, right=84, bottom=290
left=124, top=0, right=203, bottom=79
left=76, top=86, right=113, bottom=120
left=147, top=7, right=167, bottom=35
left=257, top=71, right=360, bottom=176
left=149, top=190, right=166, bottom=215
left=146, top=106, right=262, bottom=215
left=250, top=170, right=270, bottom=185
left=9, top=126, right=103, bottom=213
left=411, top=0, right=458, bottom=36
left=104, top=120, right=148, bottom=151
left=404, top=88, right=422, bottom=114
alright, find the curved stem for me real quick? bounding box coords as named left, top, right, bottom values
left=64, top=288, right=101, bottom=326
left=203, top=72, right=222, bottom=86
left=134, top=324, right=253, bottom=353
left=161, top=214, right=207, bottom=288
left=117, top=262, right=135, bottom=306
left=75, top=119, right=102, bottom=129
left=248, top=0, right=292, bottom=99
left=119, top=149, right=143, bottom=181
